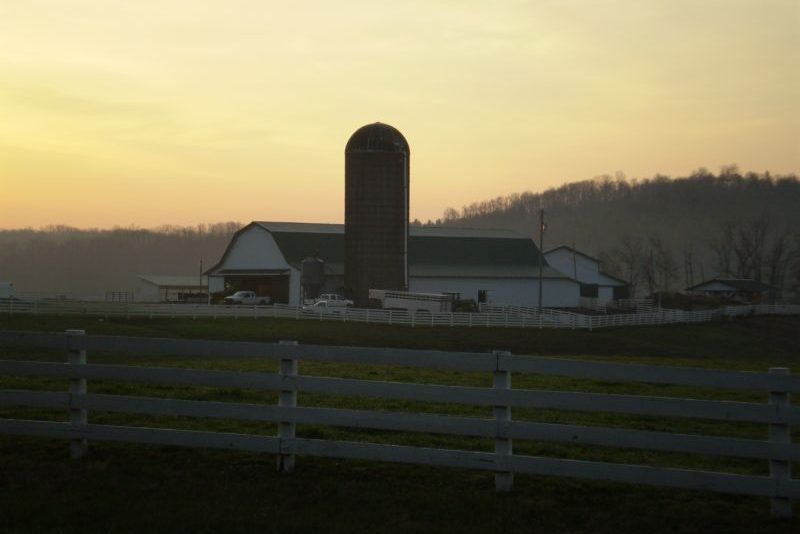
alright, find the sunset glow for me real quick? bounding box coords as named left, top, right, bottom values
left=1, top=0, right=798, bottom=228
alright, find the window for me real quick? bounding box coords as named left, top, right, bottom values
left=580, top=284, right=598, bottom=298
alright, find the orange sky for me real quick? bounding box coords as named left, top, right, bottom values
left=1, top=0, right=798, bottom=229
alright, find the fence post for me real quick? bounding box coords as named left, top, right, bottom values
left=66, top=329, right=88, bottom=459
left=277, top=340, right=299, bottom=473
left=493, top=350, right=513, bottom=491
left=769, top=367, right=792, bottom=518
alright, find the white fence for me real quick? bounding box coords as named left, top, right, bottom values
left=2, top=297, right=800, bottom=330
left=0, top=330, right=798, bottom=517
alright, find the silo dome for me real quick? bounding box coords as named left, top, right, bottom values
left=345, top=122, right=410, bottom=154
left=344, top=122, right=410, bottom=307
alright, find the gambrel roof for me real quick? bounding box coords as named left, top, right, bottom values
left=208, top=222, right=571, bottom=280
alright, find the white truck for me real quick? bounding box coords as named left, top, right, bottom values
left=368, top=289, right=455, bottom=313
left=223, top=291, right=271, bottom=305
left=302, top=294, right=353, bottom=311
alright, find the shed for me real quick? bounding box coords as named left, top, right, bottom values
left=686, top=278, right=773, bottom=303
left=137, top=275, right=208, bottom=303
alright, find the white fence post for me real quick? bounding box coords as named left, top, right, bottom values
left=66, top=329, right=88, bottom=459
left=277, top=340, right=299, bottom=473
left=769, top=367, right=792, bottom=518
left=493, top=350, right=513, bottom=491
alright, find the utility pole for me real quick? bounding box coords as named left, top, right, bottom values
left=199, top=259, right=205, bottom=304
left=538, top=209, right=545, bottom=311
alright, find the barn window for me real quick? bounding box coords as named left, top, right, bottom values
left=580, top=284, right=598, bottom=298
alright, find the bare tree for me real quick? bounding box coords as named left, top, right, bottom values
left=610, top=236, right=645, bottom=296
left=648, top=234, right=678, bottom=291
left=682, top=243, right=696, bottom=288
left=710, top=223, right=734, bottom=276
left=764, top=230, right=796, bottom=301
left=711, top=217, right=770, bottom=280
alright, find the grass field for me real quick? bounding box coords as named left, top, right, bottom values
left=1, top=314, right=799, bottom=533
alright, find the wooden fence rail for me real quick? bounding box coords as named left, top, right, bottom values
left=0, top=330, right=797, bottom=517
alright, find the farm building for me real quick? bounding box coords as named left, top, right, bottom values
left=137, top=275, right=208, bottom=303
left=686, top=278, right=772, bottom=303
left=544, top=245, right=630, bottom=304
left=205, top=222, right=580, bottom=308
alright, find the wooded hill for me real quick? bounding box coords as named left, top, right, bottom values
left=0, top=223, right=240, bottom=296
left=430, top=168, right=800, bottom=300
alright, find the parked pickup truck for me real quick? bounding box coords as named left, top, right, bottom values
left=223, top=291, right=271, bottom=305
left=302, top=294, right=353, bottom=311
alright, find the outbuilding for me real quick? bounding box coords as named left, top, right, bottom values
left=544, top=245, right=630, bottom=305
left=137, top=275, right=208, bottom=303
left=686, top=278, right=773, bottom=303
left=205, top=222, right=580, bottom=308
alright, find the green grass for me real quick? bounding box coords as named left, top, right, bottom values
left=1, top=314, right=799, bottom=533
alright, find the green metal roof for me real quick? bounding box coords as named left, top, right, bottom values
left=249, top=222, right=555, bottom=279
left=687, top=278, right=773, bottom=292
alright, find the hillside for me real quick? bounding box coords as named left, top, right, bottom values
left=433, top=168, right=800, bottom=298
left=0, top=223, right=240, bottom=296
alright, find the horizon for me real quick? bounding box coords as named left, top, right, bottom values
left=1, top=166, right=796, bottom=231
left=2, top=1, right=799, bottom=229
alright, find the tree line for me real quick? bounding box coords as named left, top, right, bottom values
left=0, top=222, right=240, bottom=296
left=434, top=167, right=800, bottom=301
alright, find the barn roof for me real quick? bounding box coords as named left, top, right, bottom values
left=208, top=222, right=569, bottom=279
left=544, top=244, right=601, bottom=264
left=687, top=278, right=773, bottom=292
left=138, top=275, right=208, bottom=288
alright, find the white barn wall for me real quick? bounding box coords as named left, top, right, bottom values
left=209, top=277, right=225, bottom=294
left=545, top=249, right=612, bottom=284
left=599, top=286, right=615, bottom=302
left=409, top=277, right=579, bottom=308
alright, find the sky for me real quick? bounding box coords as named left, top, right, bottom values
left=1, top=0, right=798, bottom=229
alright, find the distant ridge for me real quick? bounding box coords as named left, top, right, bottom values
left=433, top=168, right=800, bottom=298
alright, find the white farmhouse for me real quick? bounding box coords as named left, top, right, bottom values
left=205, top=222, right=581, bottom=308
left=544, top=245, right=629, bottom=305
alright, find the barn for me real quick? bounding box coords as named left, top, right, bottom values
left=544, top=245, right=629, bottom=304
left=205, top=222, right=580, bottom=308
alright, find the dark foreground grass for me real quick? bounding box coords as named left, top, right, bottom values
left=2, top=312, right=800, bottom=364
left=1, top=436, right=796, bottom=534
left=1, top=314, right=799, bottom=532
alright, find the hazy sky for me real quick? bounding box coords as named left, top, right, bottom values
left=1, top=0, right=798, bottom=229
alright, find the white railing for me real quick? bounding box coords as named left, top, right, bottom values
left=1, top=298, right=799, bottom=330
left=0, top=330, right=797, bottom=517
